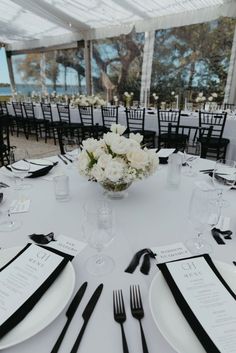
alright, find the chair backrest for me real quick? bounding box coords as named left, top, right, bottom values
left=199, top=111, right=227, bottom=140
left=57, top=104, right=71, bottom=124
left=224, top=103, right=236, bottom=111
left=157, top=109, right=181, bottom=135
left=0, top=101, right=9, bottom=116
left=41, top=103, right=53, bottom=122
left=78, top=105, right=94, bottom=126
left=101, top=106, right=119, bottom=128
left=125, top=107, right=145, bottom=132
left=12, top=102, right=24, bottom=118
left=23, top=102, right=35, bottom=119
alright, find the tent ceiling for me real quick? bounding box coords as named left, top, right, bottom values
left=0, top=0, right=235, bottom=51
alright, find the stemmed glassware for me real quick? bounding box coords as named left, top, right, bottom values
left=182, top=140, right=201, bottom=177
left=9, top=148, right=31, bottom=189
left=82, top=199, right=115, bottom=276
left=186, top=187, right=220, bottom=254
left=63, top=137, right=80, bottom=161
left=213, top=159, right=236, bottom=209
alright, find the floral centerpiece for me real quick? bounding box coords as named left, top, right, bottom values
left=77, top=124, right=159, bottom=197
left=71, top=94, right=106, bottom=107
left=123, top=92, right=134, bottom=107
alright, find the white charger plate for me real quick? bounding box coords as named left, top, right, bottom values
left=149, top=261, right=236, bottom=353
left=0, top=247, right=75, bottom=349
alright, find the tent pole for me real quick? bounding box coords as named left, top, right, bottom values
left=6, top=51, right=16, bottom=93
left=84, top=40, right=92, bottom=95
left=224, top=24, right=236, bottom=104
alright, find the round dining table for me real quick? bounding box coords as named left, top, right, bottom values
left=0, top=155, right=236, bottom=353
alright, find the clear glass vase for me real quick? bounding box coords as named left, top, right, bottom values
left=100, top=180, right=132, bottom=199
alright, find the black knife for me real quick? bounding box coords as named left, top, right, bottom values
left=63, top=155, right=73, bottom=163
left=70, top=283, right=103, bottom=353
left=58, top=154, right=68, bottom=165
left=50, top=282, right=88, bottom=353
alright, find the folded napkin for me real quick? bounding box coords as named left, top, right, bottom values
left=125, top=248, right=156, bottom=275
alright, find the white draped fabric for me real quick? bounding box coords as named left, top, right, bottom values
left=0, top=0, right=235, bottom=50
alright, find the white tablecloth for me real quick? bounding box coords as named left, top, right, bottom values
left=0, top=157, right=236, bottom=353
left=7, top=103, right=236, bottom=161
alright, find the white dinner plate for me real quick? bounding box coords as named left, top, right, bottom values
left=0, top=247, right=75, bottom=349
left=149, top=261, right=236, bottom=353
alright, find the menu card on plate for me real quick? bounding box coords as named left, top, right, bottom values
left=158, top=255, right=236, bottom=353
left=0, top=243, right=69, bottom=338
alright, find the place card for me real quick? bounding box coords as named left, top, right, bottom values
left=156, top=148, right=175, bottom=158
left=10, top=199, right=30, bottom=213
left=46, top=235, right=87, bottom=257
left=0, top=243, right=68, bottom=338
left=158, top=255, right=236, bottom=353
left=152, top=242, right=191, bottom=264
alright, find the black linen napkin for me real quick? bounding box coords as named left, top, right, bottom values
left=5, top=161, right=58, bottom=178
left=157, top=254, right=236, bottom=353
left=0, top=243, right=71, bottom=339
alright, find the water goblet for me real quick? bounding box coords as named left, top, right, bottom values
left=10, top=148, right=31, bottom=190
left=82, top=200, right=115, bottom=276
left=182, top=140, right=201, bottom=177
left=213, top=159, right=236, bottom=209
left=186, top=187, right=220, bottom=254
left=63, top=137, right=80, bottom=160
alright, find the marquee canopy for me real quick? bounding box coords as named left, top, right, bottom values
left=0, top=0, right=236, bottom=51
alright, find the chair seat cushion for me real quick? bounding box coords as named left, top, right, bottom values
left=200, top=137, right=230, bottom=147
left=159, top=133, right=188, bottom=141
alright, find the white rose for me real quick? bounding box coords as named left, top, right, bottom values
left=196, top=97, right=200, bottom=103
left=82, top=138, right=100, bottom=153
left=111, top=136, right=130, bottom=154
left=110, top=124, right=126, bottom=135
left=127, top=149, right=149, bottom=170
left=201, top=96, right=206, bottom=101
left=97, top=154, right=112, bottom=169
left=171, top=91, right=175, bottom=95
left=199, top=92, right=203, bottom=97
left=104, top=160, right=124, bottom=182
left=103, top=132, right=120, bottom=146
left=91, top=164, right=104, bottom=182
left=208, top=96, right=213, bottom=102
left=77, top=152, right=90, bottom=174
left=124, top=92, right=129, bottom=97
left=129, top=132, right=143, bottom=144
left=212, top=93, right=218, bottom=98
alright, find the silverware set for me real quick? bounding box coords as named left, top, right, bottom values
left=51, top=282, right=103, bottom=353
left=113, top=285, right=149, bottom=353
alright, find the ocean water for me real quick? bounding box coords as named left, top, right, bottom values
left=0, top=85, right=84, bottom=96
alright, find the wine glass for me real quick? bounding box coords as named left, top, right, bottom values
left=10, top=148, right=31, bottom=190
left=0, top=195, right=21, bottom=232
left=182, top=140, right=201, bottom=177
left=63, top=137, right=80, bottom=160
left=82, top=199, right=115, bottom=276
left=213, top=159, right=236, bottom=209
left=186, top=187, right=220, bottom=254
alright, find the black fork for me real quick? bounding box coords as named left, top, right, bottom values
left=130, top=285, right=149, bottom=353
left=113, top=290, right=129, bottom=353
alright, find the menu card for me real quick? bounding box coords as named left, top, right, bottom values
left=0, top=243, right=69, bottom=338
left=158, top=255, right=236, bottom=353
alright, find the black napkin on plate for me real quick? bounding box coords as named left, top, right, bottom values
left=125, top=248, right=156, bottom=275
left=5, top=162, right=58, bottom=178
left=157, top=254, right=236, bottom=353
left=0, top=243, right=71, bottom=339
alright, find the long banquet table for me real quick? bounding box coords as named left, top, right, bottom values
left=0, top=155, right=236, bottom=353
left=7, top=103, right=236, bottom=160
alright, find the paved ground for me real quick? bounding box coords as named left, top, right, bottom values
left=9, top=133, right=60, bottom=158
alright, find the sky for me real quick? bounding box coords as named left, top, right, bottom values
left=0, top=48, right=10, bottom=83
